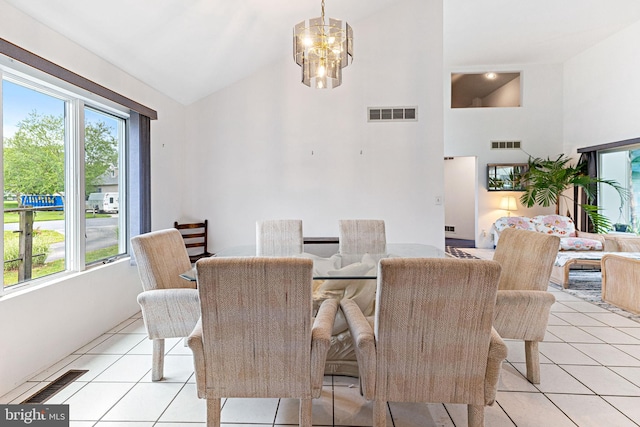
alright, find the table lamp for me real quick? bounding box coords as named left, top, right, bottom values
left=500, top=196, right=517, bottom=217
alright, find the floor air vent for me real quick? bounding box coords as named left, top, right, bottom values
left=21, top=370, right=88, bottom=404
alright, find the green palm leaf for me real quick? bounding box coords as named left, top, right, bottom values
left=519, top=154, right=628, bottom=229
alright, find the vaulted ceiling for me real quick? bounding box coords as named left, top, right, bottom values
left=6, top=0, right=640, bottom=105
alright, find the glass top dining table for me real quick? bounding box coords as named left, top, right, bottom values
left=180, top=243, right=446, bottom=282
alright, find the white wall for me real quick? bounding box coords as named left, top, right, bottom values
left=0, top=0, right=187, bottom=395
left=564, top=20, right=640, bottom=154
left=0, top=261, right=140, bottom=396
left=483, top=76, right=521, bottom=108
left=183, top=0, right=445, bottom=250
left=445, top=64, right=564, bottom=247
left=444, top=156, right=476, bottom=240
left=563, top=21, right=640, bottom=232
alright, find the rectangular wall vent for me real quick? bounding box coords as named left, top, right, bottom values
left=491, top=140, right=521, bottom=149
left=368, top=107, right=418, bottom=122
left=445, top=225, right=456, bottom=232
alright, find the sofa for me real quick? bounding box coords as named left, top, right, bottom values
left=492, top=214, right=605, bottom=251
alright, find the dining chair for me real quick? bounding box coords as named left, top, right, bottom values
left=188, top=256, right=338, bottom=427
left=338, top=219, right=386, bottom=265
left=341, top=257, right=506, bottom=427
left=255, top=219, right=304, bottom=256
left=492, top=227, right=560, bottom=384
left=131, top=229, right=200, bottom=381
left=174, top=219, right=213, bottom=263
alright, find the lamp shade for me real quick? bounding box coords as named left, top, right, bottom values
left=500, top=196, right=518, bottom=211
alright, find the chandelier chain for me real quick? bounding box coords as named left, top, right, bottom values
left=321, top=0, right=325, bottom=25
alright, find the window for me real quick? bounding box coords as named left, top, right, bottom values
left=84, top=107, right=126, bottom=266
left=599, top=148, right=637, bottom=233
left=2, top=70, right=128, bottom=290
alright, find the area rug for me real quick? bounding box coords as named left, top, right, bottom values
left=445, top=246, right=480, bottom=259
left=551, top=270, right=640, bottom=320
left=450, top=248, right=640, bottom=321
left=550, top=270, right=603, bottom=304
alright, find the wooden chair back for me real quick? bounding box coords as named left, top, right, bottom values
left=174, top=219, right=212, bottom=263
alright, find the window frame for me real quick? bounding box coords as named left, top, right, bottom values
left=1, top=62, right=131, bottom=294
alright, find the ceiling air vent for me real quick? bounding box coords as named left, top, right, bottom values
left=368, top=107, right=418, bottom=122
left=491, top=140, right=521, bottom=149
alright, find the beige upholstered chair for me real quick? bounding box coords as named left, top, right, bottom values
left=338, top=219, right=386, bottom=266
left=341, top=258, right=506, bottom=427
left=492, top=227, right=560, bottom=384
left=131, top=229, right=201, bottom=381
left=256, top=219, right=304, bottom=256
left=188, top=257, right=338, bottom=427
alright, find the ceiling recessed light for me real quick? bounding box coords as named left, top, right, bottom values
left=485, top=72, right=497, bottom=80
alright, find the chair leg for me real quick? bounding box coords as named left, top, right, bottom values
left=207, top=398, right=221, bottom=427
left=373, top=400, right=387, bottom=427
left=467, top=404, right=484, bottom=427
left=152, top=339, right=165, bottom=381
left=300, top=398, right=312, bottom=427
left=525, top=340, right=541, bottom=384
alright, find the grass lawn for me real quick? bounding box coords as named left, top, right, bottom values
left=3, top=242, right=119, bottom=286
left=3, top=200, right=120, bottom=286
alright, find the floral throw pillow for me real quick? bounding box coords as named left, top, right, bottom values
left=533, top=215, right=577, bottom=237
left=494, top=216, right=535, bottom=233
left=559, top=237, right=603, bottom=251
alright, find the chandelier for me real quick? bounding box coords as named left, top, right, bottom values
left=293, top=0, right=353, bottom=89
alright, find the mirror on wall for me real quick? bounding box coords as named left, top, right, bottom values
left=487, top=163, right=527, bottom=191
left=451, top=72, right=521, bottom=108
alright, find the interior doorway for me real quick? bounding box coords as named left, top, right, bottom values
left=444, top=156, right=477, bottom=247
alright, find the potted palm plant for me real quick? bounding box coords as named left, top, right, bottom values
left=519, top=154, right=628, bottom=233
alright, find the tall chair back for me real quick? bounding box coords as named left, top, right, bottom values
left=131, top=228, right=195, bottom=291
left=493, top=227, right=559, bottom=291
left=256, top=219, right=304, bottom=256
left=338, top=219, right=386, bottom=265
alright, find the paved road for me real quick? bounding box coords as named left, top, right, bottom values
left=6, top=216, right=120, bottom=262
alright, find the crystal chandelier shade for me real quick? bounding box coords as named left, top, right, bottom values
left=293, top=0, right=353, bottom=89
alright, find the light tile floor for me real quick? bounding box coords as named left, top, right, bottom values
left=4, top=286, right=640, bottom=426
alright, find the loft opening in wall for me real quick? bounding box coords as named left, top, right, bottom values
left=451, top=72, right=521, bottom=108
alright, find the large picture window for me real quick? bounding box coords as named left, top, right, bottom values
left=599, top=148, right=638, bottom=233
left=2, top=73, right=128, bottom=290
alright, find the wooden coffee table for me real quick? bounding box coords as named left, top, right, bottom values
left=550, top=256, right=602, bottom=289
